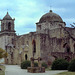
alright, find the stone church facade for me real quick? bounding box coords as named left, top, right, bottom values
left=0, top=10, right=75, bottom=65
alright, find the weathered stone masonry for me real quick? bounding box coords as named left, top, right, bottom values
left=0, top=10, right=75, bottom=64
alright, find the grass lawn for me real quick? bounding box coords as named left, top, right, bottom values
left=0, top=65, right=5, bottom=75
left=57, top=72, right=75, bottom=75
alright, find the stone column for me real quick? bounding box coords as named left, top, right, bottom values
left=38, top=57, right=42, bottom=67
left=31, top=57, right=34, bottom=67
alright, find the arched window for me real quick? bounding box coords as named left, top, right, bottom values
left=8, top=22, right=11, bottom=31
left=32, top=40, right=36, bottom=53
left=25, top=54, right=27, bottom=60
left=66, top=45, right=70, bottom=53
left=63, top=43, right=70, bottom=53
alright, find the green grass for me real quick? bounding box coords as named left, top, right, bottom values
left=0, top=65, right=5, bottom=75
left=57, top=72, right=75, bottom=75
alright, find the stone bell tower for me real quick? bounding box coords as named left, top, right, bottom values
left=1, top=12, right=15, bottom=34
left=0, top=12, right=16, bottom=50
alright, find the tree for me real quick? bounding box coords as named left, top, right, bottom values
left=0, top=48, right=8, bottom=59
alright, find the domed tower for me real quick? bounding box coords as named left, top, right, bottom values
left=36, top=10, right=66, bottom=33
left=0, top=12, right=16, bottom=50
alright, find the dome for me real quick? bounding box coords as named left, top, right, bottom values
left=39, top=10, right=63, bottom=23
left=3, top=12, right=12, bottom=20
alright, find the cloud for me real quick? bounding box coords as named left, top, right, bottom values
left=0, top=0, right=75, bottom=35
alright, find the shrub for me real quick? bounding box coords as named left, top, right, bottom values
left=0, top=48, right=8, bottom=59
left=21, top=60, right=31, bottom=69
left=42, top=62, right=47, bottom=68
left=34, top=62, right=38, bottom=67
left=68, top=59, right=75, bottom=71
left=51, top=59, right=69, bottom=70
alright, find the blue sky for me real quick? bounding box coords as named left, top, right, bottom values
left=0, top=0, right=75, bottom=35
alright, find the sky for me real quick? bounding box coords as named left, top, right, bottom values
left=0, top=0, right=75, bottom=35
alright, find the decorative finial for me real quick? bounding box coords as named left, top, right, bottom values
left=50, top=6, right=52, bottom=10
left=50, top=10, right=52, bottom=12
left=49, top=6, right=52, bottom=12
left=7, top=9, right=8, bottom=14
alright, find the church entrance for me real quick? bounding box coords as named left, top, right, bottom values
left=25, top=54, right=27, bottom=60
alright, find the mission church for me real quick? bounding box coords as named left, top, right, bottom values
left=0, top=10, right=75, bottom=65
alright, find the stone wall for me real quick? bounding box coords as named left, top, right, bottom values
left=39, top=32, right=75, bottom=64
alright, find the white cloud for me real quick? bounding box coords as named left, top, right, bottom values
left=0, top=0, right=75, bottom=35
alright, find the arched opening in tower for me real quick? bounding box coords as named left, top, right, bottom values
left=8, top=22, right=11, bottom=31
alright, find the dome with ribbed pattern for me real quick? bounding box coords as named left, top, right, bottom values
left=39, top=10, right=63, bottom=23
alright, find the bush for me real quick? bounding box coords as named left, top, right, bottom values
left=42, top=62, right=47, bottom=68
left=51, top=59, right=69, bottom=70
left=21, top=60, right=31, bottom=69
left=68, top=59, right=75, bottom=71
left=34, top=62, right=38, bottom=67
